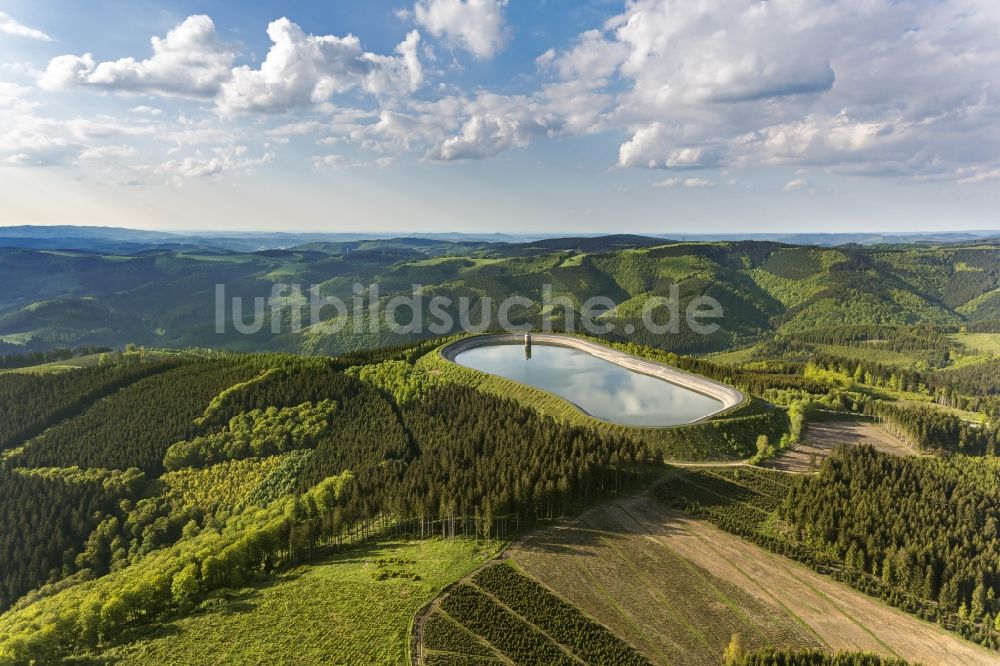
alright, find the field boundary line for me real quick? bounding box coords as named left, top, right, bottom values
left=663, top=508, right=830, bottom=650
left=411, top=547, right=507, bottom=666
left=673, top=475, right=773, bottom=518
left=434, top=605, right=514, bottom=665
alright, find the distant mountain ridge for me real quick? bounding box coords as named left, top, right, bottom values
left=2, top=225, right=1000, bottom=254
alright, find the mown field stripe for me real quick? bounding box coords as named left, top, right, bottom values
left=436, top=606, right=514, bottom=664
left=779, top=566, right=902, bottom=659
left=422, top=647, right=504, bottom=664
left=701, top=469, right=787, bottom=500
left=674, top=476, right=773, bottom=518
left=666, top=512, right=830, bottom=650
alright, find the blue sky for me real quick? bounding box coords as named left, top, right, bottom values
left=1, top=0, right=999, bottom=233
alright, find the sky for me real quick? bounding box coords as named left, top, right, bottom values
left=1, top=0, right=999, bottom=234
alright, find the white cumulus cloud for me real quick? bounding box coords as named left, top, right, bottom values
left=414, top=0, right=508, bottom=59
left=39, top=15, right=234, bottom=97
left=429, top=115, right=527, bottom=160
left=619, top=124, right=723, bottom=169
left=601, top=0, right=1000, bottom=180
left=0, top=11, right=52, bottom=41
left=218, top=19, right=423, bottom=114
left=537, top=30, right=628, bottom=83
left=424, top=92, right=551, bottom=161
left=156, top=145, right=274, bottom=181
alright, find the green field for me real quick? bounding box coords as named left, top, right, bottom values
left=704, top=346, right=760, bottom=365
left=2, top=349, right=186, bottom=375
left=408, top=255, right=503, bottom=268
left=559, top=252, right=588, bottom=267
left=99, top=538, right=495, bottom=666
left=810, top=344, right=927, bottom=368
left=952, top=332, right=1000, bottom=355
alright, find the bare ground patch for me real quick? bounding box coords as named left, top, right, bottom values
left=510, top=496, right=996, bottom=666
left=767, top=421, right=915, bottom=473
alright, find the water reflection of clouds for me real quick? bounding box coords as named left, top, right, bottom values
left=456, top=344, right=722, bottom=427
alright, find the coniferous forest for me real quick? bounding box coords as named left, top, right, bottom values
left=781, top=447, right=1000, bottom=637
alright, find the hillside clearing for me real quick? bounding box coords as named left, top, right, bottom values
left=510, top=499, right=822, bottom=665
left=510, top=496, right=995, bottom=666
left=767, top=421, right=915, bottom=472
left=1, top=349, right=187, bottom=375
left=952, top=332, right=1000, bottom=355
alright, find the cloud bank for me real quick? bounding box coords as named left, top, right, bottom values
left=4, top=1, right=1000, bottom=186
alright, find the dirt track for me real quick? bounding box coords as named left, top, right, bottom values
left=510, top=496, right=996, bottom=666
left=767, top=421, right=915, bottom=472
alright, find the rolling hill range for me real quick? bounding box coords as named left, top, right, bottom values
left=1, top=236, right=998, bottom=356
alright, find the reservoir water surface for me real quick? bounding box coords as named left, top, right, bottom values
left=453, top=342, right=724, bottom=427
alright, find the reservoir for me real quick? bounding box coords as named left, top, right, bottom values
left=452, top=342, right=726, bottom=427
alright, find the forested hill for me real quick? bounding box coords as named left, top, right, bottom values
left=3, top=236, right=1000, bottom=356
left=0, top=344, right=674, bottom=660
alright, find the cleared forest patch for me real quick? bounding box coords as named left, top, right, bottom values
left=510, top=496, right=996, bottom=666
left=767, top=421, right=914, bottom=472
left=509, top=499, right=820, bottom=665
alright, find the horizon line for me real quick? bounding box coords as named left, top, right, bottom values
left=4, top=224, right=1000, bottom=238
